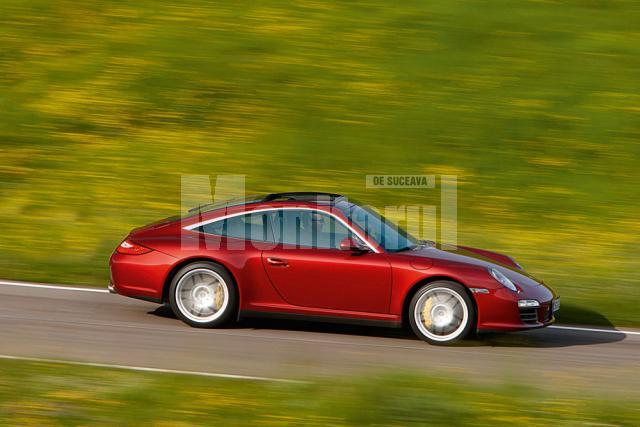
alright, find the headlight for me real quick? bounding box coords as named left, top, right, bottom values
left=518, top=299, right=540, bottom=308
left=488, top=267, right=517, bottom=292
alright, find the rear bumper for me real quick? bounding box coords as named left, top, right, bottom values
left=109, top=249, right=176, bottom=303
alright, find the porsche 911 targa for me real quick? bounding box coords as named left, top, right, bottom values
left=110, top=192, right=559, bottom=344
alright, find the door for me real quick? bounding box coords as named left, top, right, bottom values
left=261, top=209, right=392, bottom=313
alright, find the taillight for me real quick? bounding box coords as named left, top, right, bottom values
left=116, top=239, right=153, bottom=255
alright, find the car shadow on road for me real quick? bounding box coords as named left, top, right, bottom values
left=473, top=327, right=624, bottom=348
left=149, top=304, right=625, bottom=348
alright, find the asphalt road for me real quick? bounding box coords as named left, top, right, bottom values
left=0, top=281, right=638, bottom=394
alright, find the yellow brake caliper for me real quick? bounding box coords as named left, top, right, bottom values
left=421, top=297, right=433, bottom=328
left=214, top=285, right=223, bottom=310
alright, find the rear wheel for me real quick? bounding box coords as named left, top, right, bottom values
left=169, top=262, right=237, bottom=328
left=408, top=281, right=475, bottom=345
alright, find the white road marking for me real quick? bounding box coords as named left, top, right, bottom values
left=0, top=280, right=108, bottom=293
left=549, top=325, right=640, bottom=336
left=0, top=354, right=302, bottom=383
left=1, top=279, right=639, bottom=337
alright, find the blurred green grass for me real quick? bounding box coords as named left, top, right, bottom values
left=0, top=0, right=638, bottom=326
left=1, top=359, right=638, bottom=426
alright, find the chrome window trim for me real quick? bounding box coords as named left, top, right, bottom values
left=183, top=207, right=380, bottom=253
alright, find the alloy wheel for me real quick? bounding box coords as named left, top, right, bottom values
left=175, top=268, right=229, bottom=323
left=413, top=287, right=469, bottom=342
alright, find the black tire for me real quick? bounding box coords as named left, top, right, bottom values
left=408, top=281, right=475, bottom=345
left=169, top=261, right=237, bottom=328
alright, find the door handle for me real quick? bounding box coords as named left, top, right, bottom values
left=267, top=257, right=289, bottom=266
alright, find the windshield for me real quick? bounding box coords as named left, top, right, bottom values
left=335, top=200, right=419, bottom=252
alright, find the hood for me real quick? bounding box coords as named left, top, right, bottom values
left=397, top=244, right=543, bottom=288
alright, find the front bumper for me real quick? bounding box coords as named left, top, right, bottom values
left=475, top=283, right=559, bottom=331
left=518, top=297, right=560, bottom=327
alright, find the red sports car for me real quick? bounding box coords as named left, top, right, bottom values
left=109, top=192, right=559, bottom=344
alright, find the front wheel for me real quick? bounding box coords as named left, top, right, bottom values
left=408, top=281, right=475, bottom=345
left=169, top=262, right=237, bottom=328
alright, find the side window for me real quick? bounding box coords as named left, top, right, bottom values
left=269, top=209, right=352, bottom=249
left=197, top=212, right=273, bottom=242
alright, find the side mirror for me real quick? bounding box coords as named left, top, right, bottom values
left=339, top=237, right=369, bottom=253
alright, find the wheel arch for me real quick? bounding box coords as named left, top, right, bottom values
left=162, top=256, right=240, bottom=306
left=401, top=275, right=478, bottom=329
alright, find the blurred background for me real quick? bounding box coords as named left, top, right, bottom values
left=2, top=1, right=640, bottom=424
left=1, top=1, right=639, bottom=326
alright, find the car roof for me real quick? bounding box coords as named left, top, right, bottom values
left=263, top=192, right=343, bottom=202
left=187, top=192, right=345, bottom=214
left=182, top=192, right=350, bottom=225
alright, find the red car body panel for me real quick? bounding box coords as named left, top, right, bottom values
left=110, top=197, right=558, bottom=332
left=110, top=250, right=176, bottom=301
left=261, top=246, right=392, bottom=313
